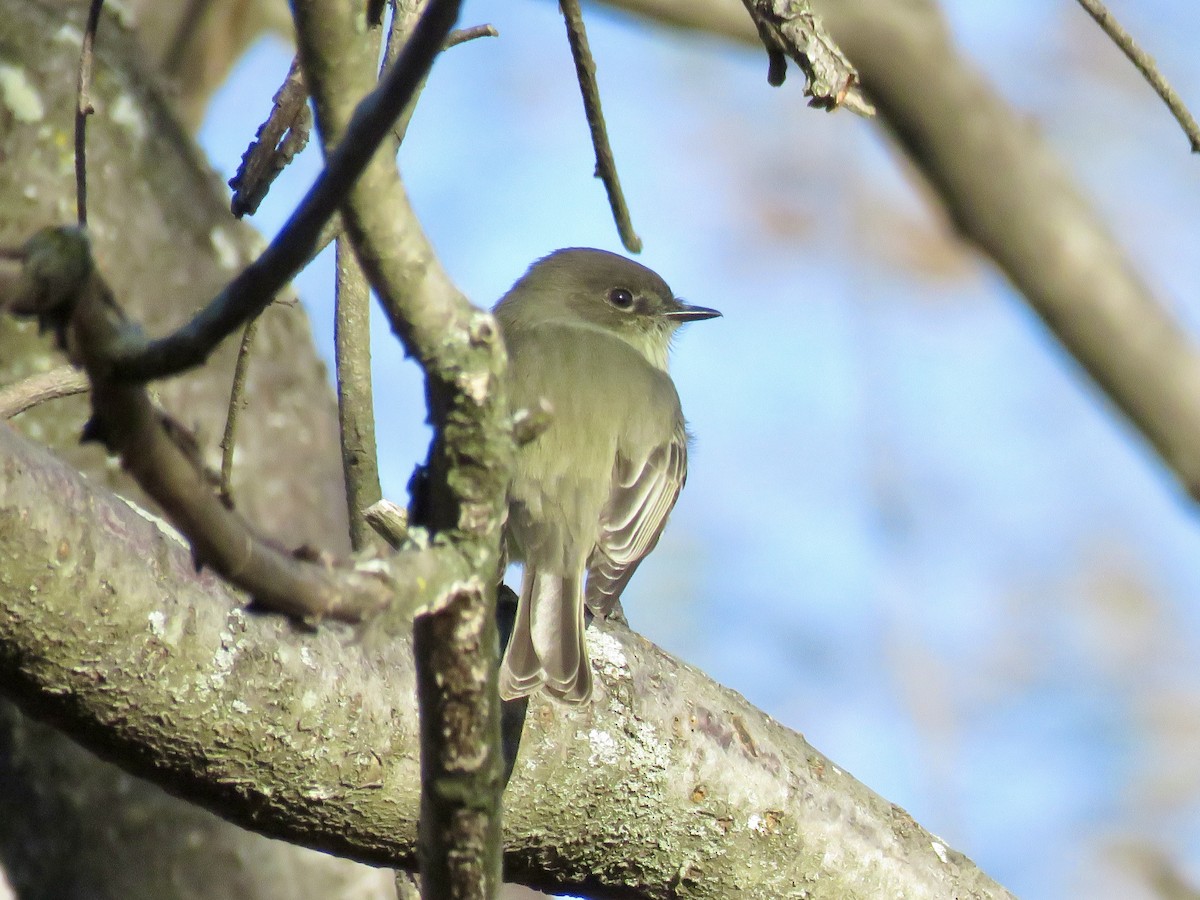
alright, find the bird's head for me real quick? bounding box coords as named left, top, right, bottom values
left=495, top=248, right=720, bottom=369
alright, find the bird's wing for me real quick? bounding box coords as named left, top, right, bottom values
left=586, top=425, right=688, bottom=617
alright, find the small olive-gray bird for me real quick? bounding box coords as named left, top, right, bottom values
left=494, top=248, right=719, bottom=704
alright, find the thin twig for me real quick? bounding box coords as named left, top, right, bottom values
left=446, top=23, right=498, bottom=50
left=334, top=236, right=383, bottom=551
left=0, top=366, right=90, bottom=419
left=559, top=0, right=642, bottom=253
left=383, top=0, right=497, bottom=147
left=106, top=0, right=461, bottom=384
left=1075, top=0, right=1200, bottom=153
left=75, top=0, right=105, bottom=226
left=218, top=318, right=258, bottom=505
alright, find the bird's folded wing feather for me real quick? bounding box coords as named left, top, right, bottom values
left=586, top=425, right=688, bottom=616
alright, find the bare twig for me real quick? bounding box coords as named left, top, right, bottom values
left=364, top=498, right=409, bottom=547
left=218, top=318, right=258, bottom=505
left=75, top=0, right=104, bottom=226
left=227, top=11, right=495, bottom=221
left=808, top=0, right=1200, bottom=500
left=559, top=0, right=642, bottom=253
left=0, top=366, right=90, bottom=419
left=11, top=227, right=394, bottom=623
left=1075, top=0, right=1200, bottom=153
left=104, top=0, right=461, bottom=384
left=383, top=0, right=498, bottom=148
left=229, top=56, right=312, bottom=217
left=334, top=238, right=383, bottom=551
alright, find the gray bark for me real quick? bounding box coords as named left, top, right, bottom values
left=0, top=0, right=1021, bottom=897
left=1, top=424, right=1013, bottom=898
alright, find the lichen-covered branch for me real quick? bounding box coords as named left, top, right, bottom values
left=7, top=228, right=394, bottom=623
left=0, top=424, right=1014, bottom=898
left=0, top=4, right=367, bottom=895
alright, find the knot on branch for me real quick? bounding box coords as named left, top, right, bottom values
left=745, top=0, right=873, bottom=114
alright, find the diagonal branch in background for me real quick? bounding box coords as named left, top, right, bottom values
left=102, top=0, right=461, bottom=384
left=6, top=228, right=394, bottom=623
left=1074, top=0, right=1200, bottom=153
left=595, top=0, right=1200, bottom=504
left=560, top=0, right=642, bottom=253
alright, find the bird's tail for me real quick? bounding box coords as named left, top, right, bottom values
left=498, top=567, right=591, bottom=704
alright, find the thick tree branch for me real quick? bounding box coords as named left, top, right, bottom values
left=0, top=424, right=1014, bottom=899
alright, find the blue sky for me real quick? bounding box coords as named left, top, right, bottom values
left=200, top=2, right=1200, bottom=895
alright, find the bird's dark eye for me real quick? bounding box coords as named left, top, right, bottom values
left=608, top=288, right=634, bottom=310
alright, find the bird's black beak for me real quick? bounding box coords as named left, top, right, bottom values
left=663, top=299, right=721, bottom=322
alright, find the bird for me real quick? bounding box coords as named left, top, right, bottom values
left=494, top=248, right=719, bottom=703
